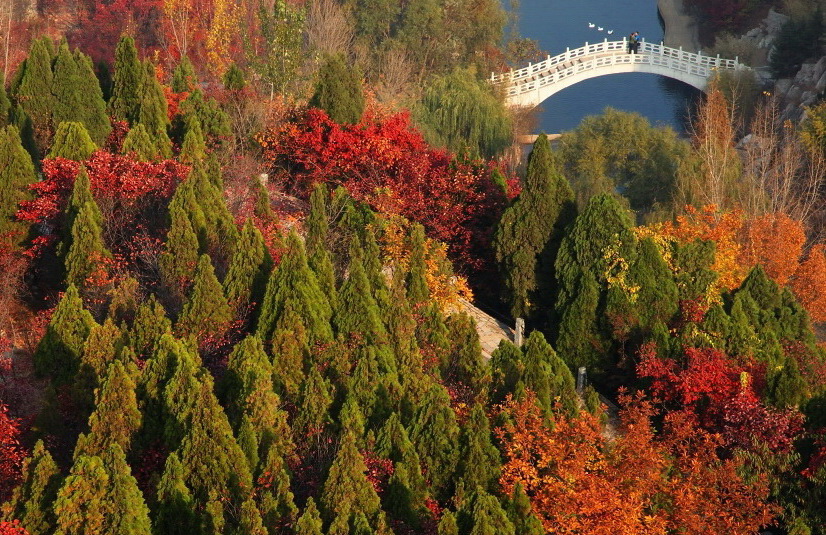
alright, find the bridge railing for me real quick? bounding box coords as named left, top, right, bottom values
left=491, top=38, right=742, bottom=85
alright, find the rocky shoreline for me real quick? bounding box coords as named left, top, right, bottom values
left=657, top=0, right=700, bottom=52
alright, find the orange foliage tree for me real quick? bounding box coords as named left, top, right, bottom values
left=496, top=393, right=777, bottom=535
left=738, top=212, right=806, bottom=287
left=792, top=244, right=826, bottom=323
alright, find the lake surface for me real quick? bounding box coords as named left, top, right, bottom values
left=514, top=0, right=702, bottom=134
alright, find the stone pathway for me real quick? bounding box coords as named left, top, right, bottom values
left=456, top=298, right=515, bottom=360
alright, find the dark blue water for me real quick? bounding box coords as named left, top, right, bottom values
left=516, top=0, right=702, bottom=133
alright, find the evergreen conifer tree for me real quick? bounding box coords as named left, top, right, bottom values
left=108, top=36, right=143, bottom=124
left=65, top=199, right=111, bottom=290
left=159, top=195, right=200, bottom=302
left=153, top=452, right=198, bottom=535
left=438, top=511, right=459, bottom=535
left=187, top=163, right=239, bottom=256
left=459, top=487, right=515, bottom=535
left=295, top=498, right=324, bottom=535
left=505, top=483, right=544, bottom=535
left=0, top=125, right=36, bottom=241
left=63, top=167, right=101, bottom=245
left=0, top=72, right=10, bottom=126
left=321, top=432, right=384, bottom=530
left=458, top=404, right=500, bottom=492
left=444, top=313, right=486, bottom=393
left=223, top=63, right=246, bottom=90
left=494, top=133, right=576, bottom=321
left=33, top=284, right=96, bottom=381
left=100, top=444, right=152, bottom=535
left=223, top=219, right=272, bottom=316
left=406, top=224, right=430, bottom=306
left=72, top=50, right=110, bottom=144
left=309, top=55, right=365, bottom=125
left=409, top=383, right=459, bottom=499
left=257, top=441, right=298, bottom=528
left=522, top=330, right=577, bottom=416
left=138, top=61, right=172, bottom=158
left=14, top=37, right=54, bottom=154
left=50, top=43, right=85, bottom=133
left=75, top=360, right=141, bottom=457
left=489, top=340, right=523, bottom=404
left=179, top=115, right=206, bottom=163
left=129, top=295, right=172, bottom=358
left=257, top=231, right=333, bottom=344
left=47, top=122, right=96, bottom=161
left=6, top=440, right=61, bottom=535
left=120, top=124, right=158, bottom=161
left=306, top=183, right=337, bottom=304
left=271, top=309, right=309, bottom=400
left=554, top=193, right=637, bottom=373
left=74, top=318, right=123, bottom=414
left=294, top=365, right=334, bottom=436
left=171, top=56, right=197, bottom=93
left=335, top=241, right=386, bottom=342
left=176, top=254, right=233, bottom=341
left=628, top=237, right=679, bottom=330
left=176, top=378, right=254, bottom=505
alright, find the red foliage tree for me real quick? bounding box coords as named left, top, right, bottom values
left=0, top=400, right=25, bottom=502
left=0, top=521, right=29, bottom=535
left=257, top=108, right=515, bottom=273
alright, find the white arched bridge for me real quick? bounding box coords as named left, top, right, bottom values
left=492, top=39, right=750, bottom=108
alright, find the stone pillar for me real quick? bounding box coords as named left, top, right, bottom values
left=576, top=367, right=587, bottom=392
left=514, top=317, right=525, bottom=347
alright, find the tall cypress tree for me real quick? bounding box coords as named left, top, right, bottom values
left=159, top=194, right=200, bottom=302
left=494, top=133, right=576, bottom=321
left=33, top=284, right=96, bottom=381
left=306, top=183, right=337, bottom=304
left=409, top=383, right=459, bottom=499
left=309, top=54, right=365, bottom=125
left=14, top=37, right=54, bottom=155
left=0, top=125, right=36, bottom=242
left=444, top=313, right=486, bottom=393
left=335, top=240, right=386, bottom=342
left=0, top=72, right=10, bottom=126
left=295, top=498, right=324, bottom=535
left=63, top=166, right=101, bottom=245
left=108, top=36, right=143, bottom=124
left=179, top=115, right=206, bottom=163
left=171, top=56, right=197, bottom=93
left=554, top=193, right=637, bottom=373
left=100, top=444, right=152, bottom=535
left=50, top=43, right=85, bottom=134
left=406, top=224, right=430, bottom=306
left=271, top=309, right=309, bottom=400
left=153, top=452, right=199, bottom=535
left=321, top=432, right=385, bottom=531
left=257, top=231, right=333, bottom=344
left=121, top=124, right=157, bottom=161
left=47, top=121, right=97, bottom=161
left=6, top=440, right=62, bottom=535
left=458, top=487, right=515, bottom=535
left=138, top=61, right=172, bottom=158
left=176, top=254, right=233, bottom=341
left=129, top=295, right=172, bottom=359
left=65, top=199, right=111, bottom=290
left=457, top=404, right=500, bottom=492
left=72, top=50, right=110, bottom=144
left=187, top=163, right=239, bottom=258
left=294, top=365, right=334, bottom=436
left=75, top=360, right=141, bottom=457
left=504, top=483, right=544, bottom=535
left=223, top=218, right=272, bottom=316
left=74, top=318, right=123, bottom=414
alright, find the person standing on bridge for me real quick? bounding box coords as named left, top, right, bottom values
left=628, top=32, right=640, bottom=53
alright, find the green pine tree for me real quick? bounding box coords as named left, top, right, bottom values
left=257, top=441, right=298, bottom=529
left=75, top=360, right=141, bottom=457
left=72, top=50, right=110, bottom=144
left=504, top=483, right=544, bottom=535
left=306, top=183, right=337, bottom=305
left=494, top=133, right=576, bottom=320
left=179, top=115, right=206, bottom=163
left=0, top=125, right=36, bottom=241
left=176, top=254, right=233, bottom=341
left=294, top=365, right=333, bottom=436
left=121, top=124, right=158, bottom=161
left=257, top=231, right=333, bottom=344
left=628, top=237, right=679, bottom=330
left=33, top=284, right=96, bottom=381
left=438, top=511, right=459, bottom=535
left=489, top=340, right=523, bottom=404
left=100, top=444, right=152, bottom=535
left=108, top=36, right=143, bottom=124
left=50, top=43, right=85, bottom=133
left=458, top=404, right=500, bottom=492
left=159, top=194, right=200, bottom=303
left=223, top=218, right=272, bottom=317
left=65, top=199, right=111, bottom=290
left=138, top=60, right=172, bottom=158
left=409, top=383, right=459, bottom=499
left=309, top=55, right=365, bottom=125
left=63, top=167, right=101, bottom=247
left=129, top=295, right=172, bottom=358
left=14, top=37, right=54, bottom=155
left=47, top=121, right=96, bottom=161
left=171, top=56, right=197, bottom=93
left=223, top=63, right=246, bottom=90
left=0, top=72, right=10, bottom=126
left=460, top=487, right=515, bottom=535
left=271, top=308, right=309, bottom=400
left=406, top=224, right=430, bottom=306
left=74, top=318, right=123, bottom=414
left=335, top=240, right=386, bottom=342
left=321, top=432, right=384, bottom=529
left=295, top=498, right=324, bottom=535
left=444, top=313, right=486, bottom=393
left=177, top=88, right=231, bottom=143
left=5, top=440, right=62, bottom=535
left=153, top=452, right=199, bottom=535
